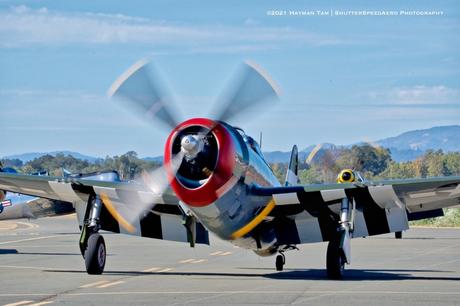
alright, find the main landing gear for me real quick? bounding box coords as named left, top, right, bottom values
left=79, top=195, right=106, bottom=274
left=326, top=232, right=346, bottom=279
left=326, top=197, right=353, bottom=280
left=275, top=253, right=285, bottom=271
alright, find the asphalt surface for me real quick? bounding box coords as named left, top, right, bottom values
left=0, top=215, right=459, bottom=306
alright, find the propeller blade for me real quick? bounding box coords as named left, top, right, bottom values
left=142, top=151, right=185, bottom=196
left=106, top=151, right=185, bottom=231
left=195, top=61, right=281, bottom=142
left=212, top=61, right=281, bottom=123
left=305, top=143, right=344, bottom=183
left=100, top=192, right=136, bottom=233
left=108, top=59, right=179, bottom=130
left=305, top=143, right=325, bottom=165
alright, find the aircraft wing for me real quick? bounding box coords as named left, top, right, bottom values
left=0, top=194, right=75, bottom=220
left=251, top=176, right=460, bottom=245
left=0, top=172, right=209, bottom=245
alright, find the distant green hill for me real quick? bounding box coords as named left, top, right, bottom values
left=377, top=125, right=460, bottom=152
left=262, top=125, right=460, bottom=163
left=3, top=151, right=99, bottom=163
left=376, top=125, right=460, bottom=161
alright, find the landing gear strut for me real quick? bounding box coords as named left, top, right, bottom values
left=275, top=253, right=285, bottom=271
left=326, top=197, right=353, bottom=279
left=80, top=195, right=106, bottom=274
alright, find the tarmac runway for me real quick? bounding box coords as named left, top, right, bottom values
left=0, top=215, right=459, bottom=306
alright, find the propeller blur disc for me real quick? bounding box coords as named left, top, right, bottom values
left=105, top=59, right=282, bottom=230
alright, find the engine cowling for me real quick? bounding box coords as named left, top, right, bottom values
left=164, top=118, right=240, bottom=207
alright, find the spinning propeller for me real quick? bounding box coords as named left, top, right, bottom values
left=105, top=59, right=280, bottom=231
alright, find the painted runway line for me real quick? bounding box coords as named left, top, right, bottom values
left=14, top=222, right=39, bottom=230
left=218, top=251, right=232, bottom=256
left=3, top=302, right=53, bottom=306
left=0, top=235, right=61, bottom=245
left=190, top=259, right=207, bottom=263
left=2, top=290, right=460, bottom=299
left=0, top=222, right=18, bottom=231
left=209, top=251, right=233, bottom=256
left=209, top=251, right=223, bottom=256
left=25, top=302, right=53, bottom=306
left=142, top=267, right=161, bottom=272
left=79, top=280, right=110, bottom=288
left=97, top=281, right=125, bottom=289
left=3, top=301, right=35, bottom=306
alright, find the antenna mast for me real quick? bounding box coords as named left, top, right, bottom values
left=259, top=132, right=263, bottom=149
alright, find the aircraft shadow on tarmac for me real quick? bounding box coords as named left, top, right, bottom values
left=11, top=251, right=115, bottom=256
left=0, top=250, right=81, bottom=256
left=16, top=252, right=82, bottom=256
left=0, top=249, right=18, bottom=254
left=43, top=268, right=460, bottom=281
left=378, top=237, right=460, bottom=240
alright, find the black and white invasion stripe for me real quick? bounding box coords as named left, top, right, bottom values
left=270, top=184, right=409, bottom=244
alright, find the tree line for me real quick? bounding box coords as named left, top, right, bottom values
left=270, top=145, right=460, bottom=184
left=2, top=145, right=460, bottom=183
left=2, top=145, right=459, bottom=226
left=1, top=151, right=161, bottom=180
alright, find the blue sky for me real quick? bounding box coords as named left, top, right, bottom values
left=1, top=0, right=459, bottom=158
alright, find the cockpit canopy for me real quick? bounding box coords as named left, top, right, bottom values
left=235, top=127, right=264, bottom=158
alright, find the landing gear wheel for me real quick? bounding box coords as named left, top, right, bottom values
left=326, top=237, right=344, bottom=280
left=395, top=231, right=402, bottom=239
left=84, top=233, right=106, bottom=275
left=276, top=254, right=285, bottom=271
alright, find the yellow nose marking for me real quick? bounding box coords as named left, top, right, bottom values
left=230, top=199, right=276, bottom=240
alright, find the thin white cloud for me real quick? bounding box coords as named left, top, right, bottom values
left=366, top=85, right=460, bottom=105
left=0, top=88, right=100, bottom=99
left=0, top=88, right=206, bottom=129
left=0, top=5, right=345, bottom=49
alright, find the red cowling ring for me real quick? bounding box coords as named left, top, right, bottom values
left=164, top=118, right=235, bottom=207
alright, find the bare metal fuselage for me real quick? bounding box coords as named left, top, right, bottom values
left=171, top=121, right=283, bottom=256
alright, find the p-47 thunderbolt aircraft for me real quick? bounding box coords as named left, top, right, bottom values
left=0, top=61, right=459, bottom=279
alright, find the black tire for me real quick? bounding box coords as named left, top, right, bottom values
left=275, top=254, right=284, bottom=271
left=84, top=234, right=106, bottom=275
left=395, top=231, right=402, bottom=239
left=326, top=237, right=344, bottom=280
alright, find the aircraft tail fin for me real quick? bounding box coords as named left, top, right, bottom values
left=61, top=167, right=72, bottom=178
left=284, top=145, right=299, bottom=186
